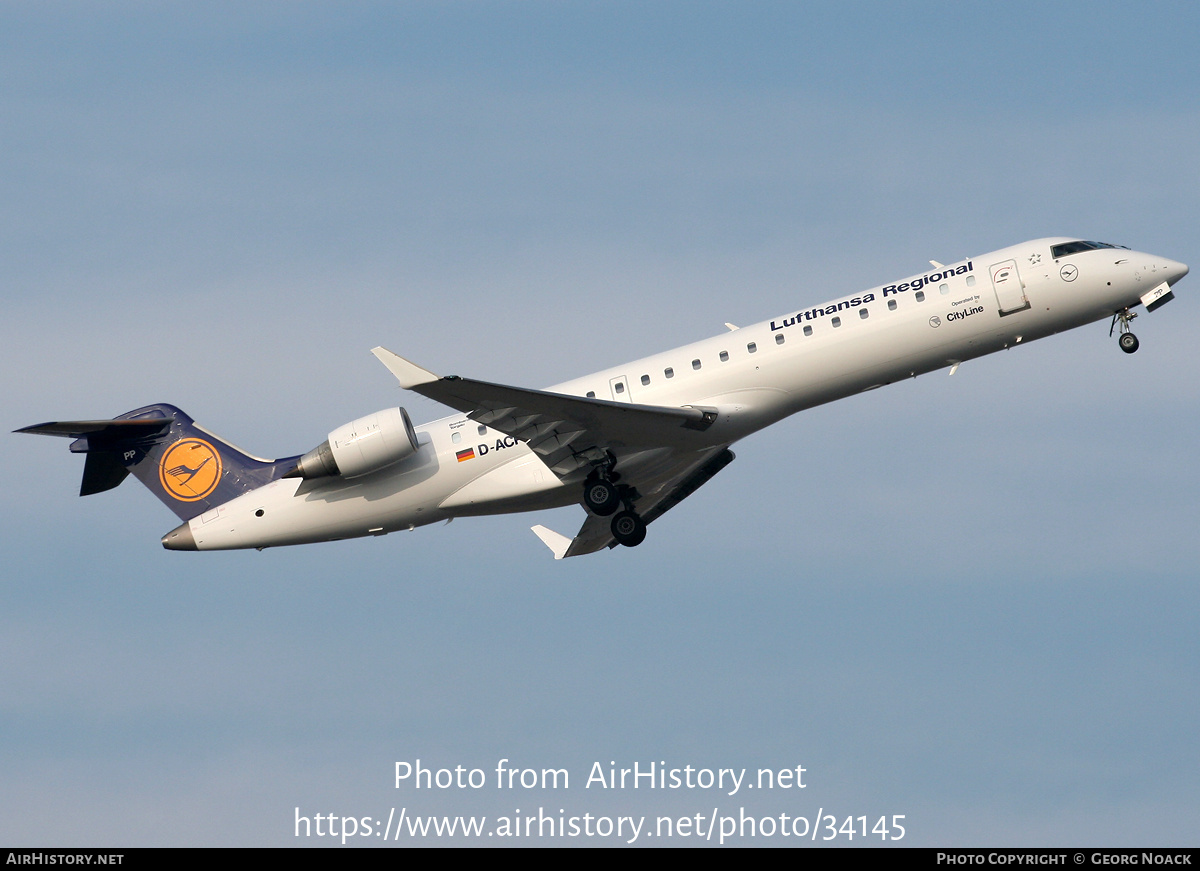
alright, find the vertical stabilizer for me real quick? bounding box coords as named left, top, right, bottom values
left=16, top=404, right=300, bottom=521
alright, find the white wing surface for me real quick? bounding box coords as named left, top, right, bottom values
left=372, top=347, right=718, bottom=477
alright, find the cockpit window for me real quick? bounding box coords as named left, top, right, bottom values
left=1051, top=240, right=1128, bottom=258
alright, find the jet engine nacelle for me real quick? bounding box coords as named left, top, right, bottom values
left=293, top=407, right=419, bottom=479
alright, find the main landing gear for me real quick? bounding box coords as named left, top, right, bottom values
left=582, top=475, right=622, bottom=516
left=610, top=510, right=647, bottom=548
left=1110, top=308, right=1140, bottom=354
left=582, top=467, right=646, bottom=548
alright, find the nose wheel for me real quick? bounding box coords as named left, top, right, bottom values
left=1110, top=308, right=1139, bottom=354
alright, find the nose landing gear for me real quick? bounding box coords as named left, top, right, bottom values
left=1110, top=308, right=1140, bottom=354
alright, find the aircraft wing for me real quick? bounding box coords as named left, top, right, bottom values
left=534, top=447, right=735, bottom=558
left=372, top=347, right=718, bottom=477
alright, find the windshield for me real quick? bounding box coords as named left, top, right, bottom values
left=1051, top=240, right=1129, bottom=258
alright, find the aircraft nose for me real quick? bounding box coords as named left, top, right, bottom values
left=1164, top=258, right=1189, bottom=286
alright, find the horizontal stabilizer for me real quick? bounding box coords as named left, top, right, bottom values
left=15, top=419, right=171, bottom=441
left=17, top=418, right=173, bottom=496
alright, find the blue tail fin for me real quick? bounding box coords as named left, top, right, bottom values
left=16, top=403, right=300, bottom=521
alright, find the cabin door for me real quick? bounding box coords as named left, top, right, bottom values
left=989, top=259, right=1030, bottom=315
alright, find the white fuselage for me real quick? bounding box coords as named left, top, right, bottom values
left=181, top=238, right=1188, bottom=550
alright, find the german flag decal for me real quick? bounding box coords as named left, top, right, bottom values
left=456, top=448, right=476, bottom=462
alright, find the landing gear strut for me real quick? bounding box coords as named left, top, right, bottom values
left=1110, top=308, right=1139, bottom=354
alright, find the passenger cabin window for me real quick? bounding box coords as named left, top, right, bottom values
left=664, top=367, right=674, bottom=379
left=692, top=359, right=701, bottom=370
left=477, top=425, right=487, bottom=436
left=859, top=307, right=869, bottom=319
left=803, top=325, right=813, bottom=336
left=831, top=316, right=841, bottom=327
left=939, top=283, right=949, bottom=295
left=586, top=391, right=596, bottom=398
left=640, top=374, right=650, bottom=386
left=775, top=333, right=785, bottom=345
left=452, top=432, right=462, bottom=444
left=965, top=275, right=975, bottom=287
left=915, top=290, right=925, bottom=302
left=719, top=350, right=729, bottom=362
left=614, top=382, right=625, bottom=394
left=888, top=299, right=897, bottom=311
left=747, top=342, right=757, bottom=353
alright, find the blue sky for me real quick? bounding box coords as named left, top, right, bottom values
left=3, top=1, right=1198, bottom=846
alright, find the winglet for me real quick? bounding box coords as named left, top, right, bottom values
left=531, top=525, right=572, bottom=560
left=371, top=347, right=439, bottom=389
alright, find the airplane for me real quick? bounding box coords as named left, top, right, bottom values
left=17, top=237, right=1188, bottom=558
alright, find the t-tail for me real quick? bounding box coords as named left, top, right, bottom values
left=16, top=403, right=300, bottom=525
